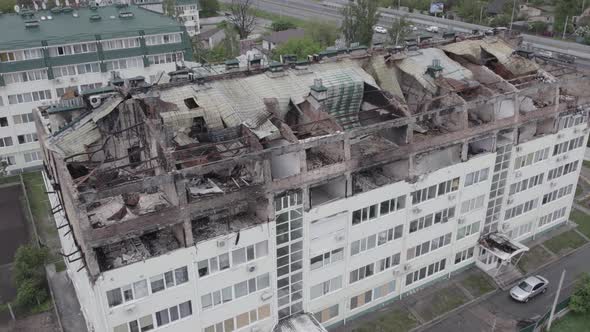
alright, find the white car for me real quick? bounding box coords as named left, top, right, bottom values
left=374, top=26, right=387, bottom=34
left=425, top=26, right=439, bottom=33
left=409, top=25, right=418, bottom=31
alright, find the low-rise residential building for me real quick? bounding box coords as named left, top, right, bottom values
left=0, top=5, right=193, bottom=173
left=262, top=28, right=305, bottom=51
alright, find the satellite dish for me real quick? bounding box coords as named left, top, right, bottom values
left=14, top=4, right=20, bottom=13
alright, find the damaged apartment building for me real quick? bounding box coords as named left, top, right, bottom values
left=35, top=34, right=590, bottom=332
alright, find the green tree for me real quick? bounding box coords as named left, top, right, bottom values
left=305, top=20, right=339, bottom=47
left=529, top=21, right=548, bottom=34
left=570, top=273, right=590, bottom=314
left=270, top=18, right=297, bottom=31
left=490, top=14, right=511, bottom=27
left=200, top=0, right=220, bottom=18
left=0, top=0, right=16, bottom=13
left=388, top=17, right=411, bottom=45
left=13, top=245, right=49, bottom=309
left=272, top=37, right=322, bottom=61
left=555, top=0, right=584, bottom=35
left=162, top=0, right=176, bottom=17
left=340, top=0, right=380, bottom=46
left=457, top=0, right=487, bottom=23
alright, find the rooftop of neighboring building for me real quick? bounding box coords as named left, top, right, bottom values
left=0, top=5, right=183, bottom=51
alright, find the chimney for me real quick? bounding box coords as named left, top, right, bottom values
left=310, top=78, right=327, bottom=102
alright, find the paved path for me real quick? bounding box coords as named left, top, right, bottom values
left=47, top=265, right=87, bottom=332
left=420, top=243, right=590, bottom=332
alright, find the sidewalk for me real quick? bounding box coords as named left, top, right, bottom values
left=46, top=264, right=87, bottom=332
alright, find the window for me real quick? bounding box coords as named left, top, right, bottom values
left=376, top=253, right=400, bottom=273
left=542, top=184, right=573, bottom=205
left=1, top=49, right=42, bottom=62
left=48, top=43, right=97, bottom=56
left=350, top=234, right=376, bottom=256
left=145, top=33, right=182, bottom=45
left=23, top=150, right=42, bottom=163
left=352, top=204, right=378, bottom=225
left=457, top=221, right=481, bottom=240
left=553, top=136, right=585, bottom=156
left=465, top=168, right=489, bottom=187
left=548, top=161, right=579, bottom=181
left=139, top=314, right=154, bottom=332
left=379, top=195, right=406, bottom=215
left=12, top=113, right=34, bottom=125
left=56, top=86, right=79, bottom=98
left=539, top=206, right=567, bottom=228
left=349, top=263, right=374, bottom=284
left=409, top=207, right=455, bottom=234
left=203, top=304, right=271, bottom=331
left=310, top=247, right=344, bottom=270
left=148, top=53, right=181, bottom=65
left=3, top=69, right=48, bottom=84
left=106, top=57, right=143, bottom=70
left=200, top=241, right=268, bottom=277
left=405, top=259, right=446, bottom=286
left=454, top=247, right=475, bottom=264
left=8, top=90, right=52, bottom=104
left=407, top=233, right=452, bottom=260
left=201, top=273, right=270, bottom=310
left=509, top=173, right=544, bottom=195
left=102, top=37, right=140, bottom=50
left=53, top=65, right=77, bottom=78
left=314, top=304, right=339, bottom=324
left=17, top=133, right=37, bottom=144
left=150, top=275, right=165, bottom=293
left=411, top=177, right=459, bottom=205
left=80, top=82, right=103, bottom=92
left=514, top=147, right=550, bottom=169
left=349, top=280, right=395, bottom=311
left=0, top=137, right=14, bottom=148
left=107, top=288, right=123, bottom=307
left=460, top=195, right=485, bottom=214
left=310, top=276, right=342, bottom=300
left=0, top=155, right=16, bottom=166
left=0, top=117, right=7, bottom=127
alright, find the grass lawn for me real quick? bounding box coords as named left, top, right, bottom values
left=352, top=307, right=418, bottom=332
left=570, top=209, right=590, bottom=239
left=416, top=285, right=468, bottom=321
left=21, top=172, right=61, bottom=262
left=461, top=272, right=496, bottom=297
left=0, top=175, right=20, bottom=186
left=544, top=230, right=588, bottom=256
left=583, top=160, right=590, bottom=169
left=518, top=245, right=554, bottom=273
left=576, top=184, right=583, bottom=197
left=551, top=312, right=590, bottom=332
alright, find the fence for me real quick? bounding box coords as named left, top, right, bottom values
left=519, top=297, right=570, bottom=332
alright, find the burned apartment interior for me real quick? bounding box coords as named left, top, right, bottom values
left=35, top=34, right=590, bottom=278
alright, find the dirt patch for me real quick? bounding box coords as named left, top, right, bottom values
left=0, top=311, right=59, bottom=332
left=0, top=184, right=29, bottom=265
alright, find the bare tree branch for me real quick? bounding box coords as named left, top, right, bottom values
left=229, top=0, right=257, bottom=39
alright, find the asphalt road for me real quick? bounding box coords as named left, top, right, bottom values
left=238, top=0, right=590, bottom=61
left=421, top=243, right=590, bottom=332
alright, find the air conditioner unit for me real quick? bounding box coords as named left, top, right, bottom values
left=457, top=217, right=466, bottom=225
left=583, top=128, right=589, bottom=134
left=507, top=197, right=514, bottom=205
left=217, top=239, right=226, bottom=248
left=392, top=269, right=400, bottom=276
left=501, top=223, right=510, bottom=231
left=516, top=146, right=522, bottom=152
left=88, top=95, right=102, bottom=108
left=124, top=303, right=136, bottom=312
left=563, top=154, right=568, bottom=160
left=412, top=207, right=421, bottom=214
left=574, top=128, right=580, bottom=134
left=448, top=193, right=456, bottom=201
left=551, top=182, right=557, bottom=188
left=55, top=78, right=61, bottom=83
left=515, top=171, right=522, bottom=178
left=557, top=134, right=564, bottom=139
left=246, top=263, right=257, bottom=273
left=334, top=234, right=345, bottom=241
left=260, top=291, right=273, bottom=301
left=69, top=76, right=77, bottom=82
left=556, top=156, right=562, bottom=162
left=403, top=264, right=412, bottom=271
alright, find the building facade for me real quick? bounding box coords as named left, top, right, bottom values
left=37, top=36, right=589, bottom=332
left=0, top=5, right=193, bottom=173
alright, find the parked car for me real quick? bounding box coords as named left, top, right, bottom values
left=374, top=26, right=387, bottom=34
left=510, top=275, right=549, bottom=303
left=409, top=25, right=418, bottom=31
left=425, top=26, right=439, bottom=33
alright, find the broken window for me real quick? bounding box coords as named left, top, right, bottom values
left=184, top=97, right=199, bottom=109
left=128, top=145, right=141, bottom=165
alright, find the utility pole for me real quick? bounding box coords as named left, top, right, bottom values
left=547, top=269, right=566, bottom=331
left=562, top=16, right=569, bottom=39
left=480, top=3, right=484, bottom=24
left=509, top=0, right=516, bottom=31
